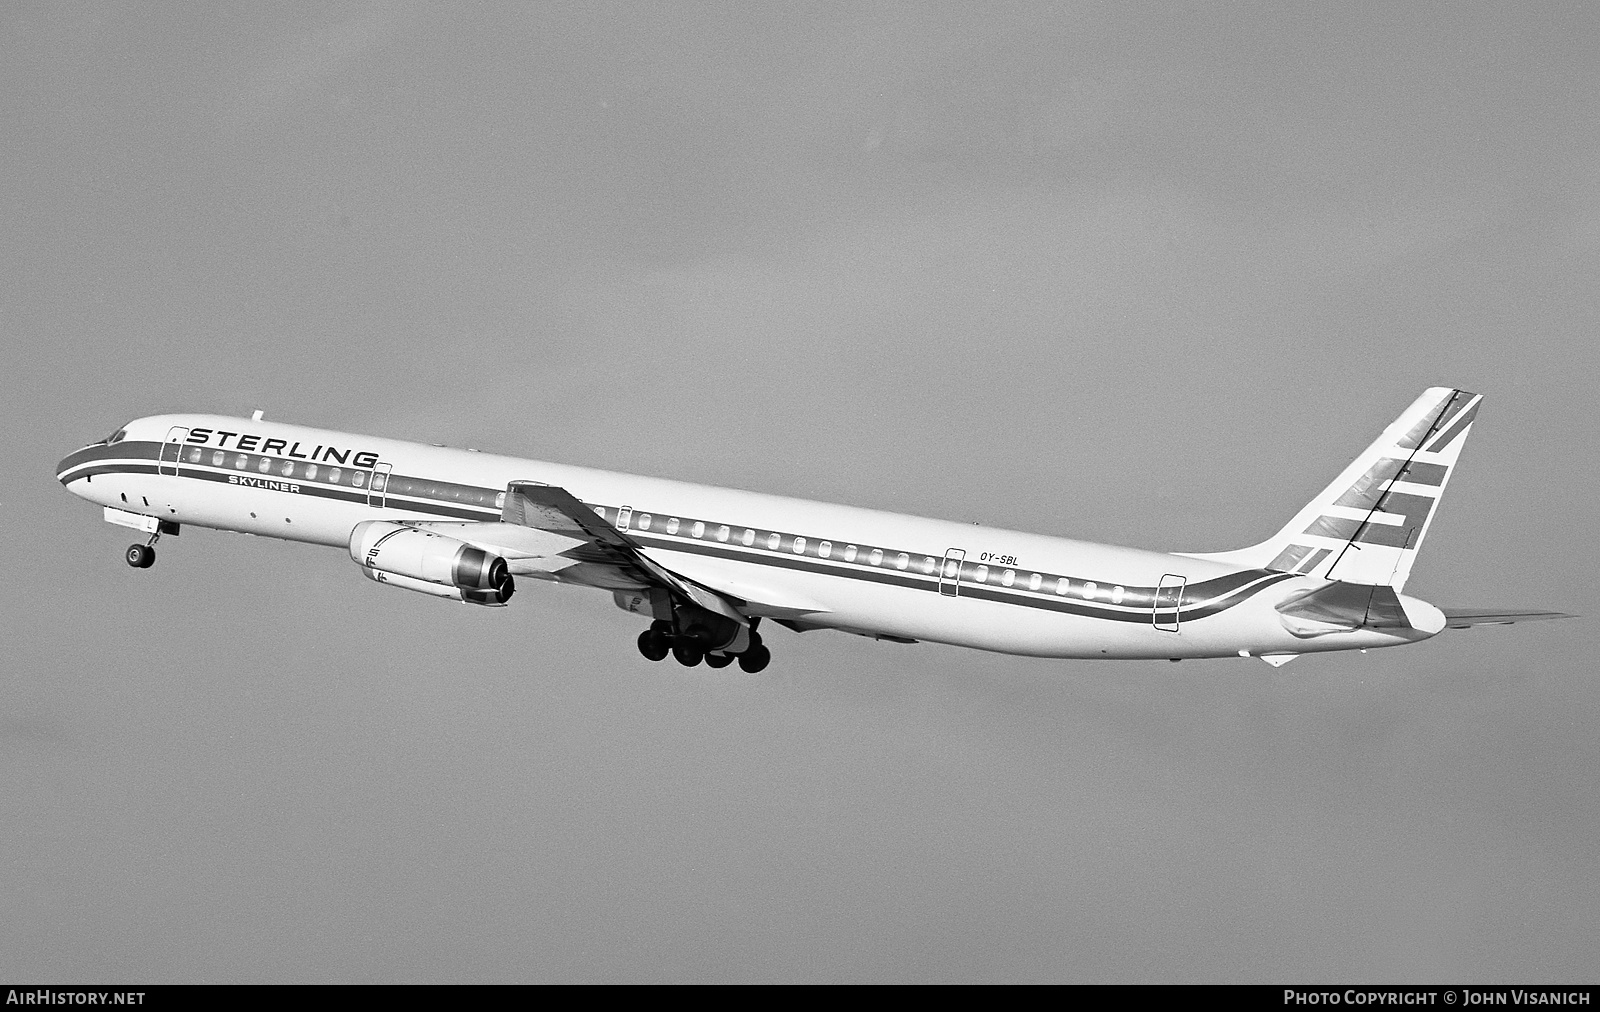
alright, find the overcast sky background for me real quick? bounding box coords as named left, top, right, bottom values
left=3, top=2, right=1597, bottom=982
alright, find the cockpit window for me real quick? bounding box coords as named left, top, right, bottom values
left=97, top=428, right=128, bottom=445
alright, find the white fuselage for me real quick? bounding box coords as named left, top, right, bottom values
left=57, top=414, right=1445, bottom=661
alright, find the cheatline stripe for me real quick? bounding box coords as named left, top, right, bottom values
left=64, top=457, right=1296, bottom=624
left=630, top=532, right=1296, bottom=624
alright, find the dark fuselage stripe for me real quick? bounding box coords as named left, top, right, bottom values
left=631, top=533, right=1294, bottom=622
left=66, top=456, right=1291, bottom=624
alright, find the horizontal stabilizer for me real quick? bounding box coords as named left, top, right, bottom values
left=1441, top=609, right=1576, bottom=629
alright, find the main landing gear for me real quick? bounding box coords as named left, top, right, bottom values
left=637, top=620, right=771, bottom=672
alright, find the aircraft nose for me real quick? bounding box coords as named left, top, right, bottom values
left=57, top=445, right=95, bottom=485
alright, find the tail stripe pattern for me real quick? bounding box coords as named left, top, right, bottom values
left=1397, top=390, right=1474, bottom=450
left=1187, top=387, right=1481, bottom=592
left=1423, top=400, right=1480, bottom=453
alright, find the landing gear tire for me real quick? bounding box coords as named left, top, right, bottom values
left=737, top=644, right=771, bottom=673
left=125, top=544, right=154, bottom=569
left=672, top=639, right=704, bottom=667
left=637, top=629, right=670, bottom=662
left=704, top=652, right=734, bottom=669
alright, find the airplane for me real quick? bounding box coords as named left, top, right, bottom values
left=55, top=387, right=1570, bottom=670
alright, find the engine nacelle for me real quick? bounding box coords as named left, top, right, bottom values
left=357, top=567, right=510, bottom=606
left=349, top=520, right=514, bottom=605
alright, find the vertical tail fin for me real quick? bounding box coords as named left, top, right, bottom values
left=1185, top=387, right=1482, bottom=590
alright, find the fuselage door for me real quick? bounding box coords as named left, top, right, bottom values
left=939, top=548, right=966, bottom=597
left=1154, top=574, right=1186, bottom=632
left=159, top=426, right=189, bottom=477
left=368, top=462, right=392, bottom=508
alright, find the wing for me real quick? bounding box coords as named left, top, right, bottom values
left=1441, top=609, right=1577, bottom=629
left=418, top=482, right=747, bottom=624
left=407, top=482, right=833, bottom=626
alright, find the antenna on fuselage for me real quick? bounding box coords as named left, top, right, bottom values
left=251, top=409, right=264, bottom=421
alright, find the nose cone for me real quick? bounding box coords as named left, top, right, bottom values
left=57, top=444, right=99, bottom=486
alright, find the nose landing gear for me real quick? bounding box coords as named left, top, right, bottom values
left=117, top=517, right=176, bottom=570
left=125, top=529, right=163, bottom=569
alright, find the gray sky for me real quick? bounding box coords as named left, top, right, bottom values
left=3, top=2, right=1597, bottom=982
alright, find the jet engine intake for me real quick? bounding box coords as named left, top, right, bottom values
left=349, top=520, right=514, bottom=604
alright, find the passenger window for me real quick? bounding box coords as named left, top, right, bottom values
left=844, top=545, right=858, bottom=562
left=1083, top=581, right=1097, bottom=598
left=1112, top=586, right=1125, bottom=604
left=716, top=525, right=730, bottom=543
left=593, top=506, right=606, bottom=518
left=353, top=472, right=366, bottom=488
left=894, top=553, right=909, bottom=570
left=232, top=454, right=246, bottom=469
left=692, top=521, right=705, bottom=539
left=1029, top=573, right=1041, bottom=591
left=921, top=556, right=936, bottom=575
left=1001, top=570, right=1015, bottom=587
left=187, top=448, right=201, bottom=463
left=638, top=513, right=652, bottom=531
left=330, top=467, right=343, bottom=483
left=280, top=460, right=294, bottom=476
left=257, top=457, right=271, bottom=473
left=742, top=529, right=755, bottom=547
left=305, top=463, right=318, bottom=480
left=766, top=532, right=781, bottom=550
left=819, top=541, right=832, bottom=559
left=1056, top=577, right=1070, bottom=596
left=666, top=518, right=679, bottom=535
left=212, top=450, right=225, bottom=466
left=372, top=474, right=386, bottom=492
left=975, top=565, right=989, bottom=583
left=868, top=549, right=883, bottom=566
left=791, top=537, right=805, bottom=554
